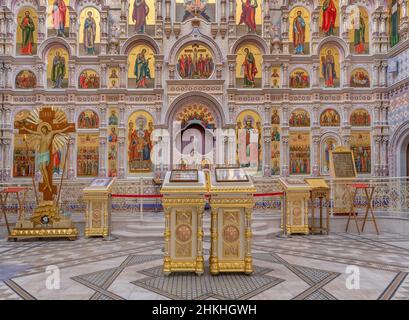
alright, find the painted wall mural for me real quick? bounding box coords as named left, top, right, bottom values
left=319, top=0, right=339, bottom=36
left=176, top=0, right=216, bottom=23
left=289, top=110, right=310, bottom=127
left=77, top=134, right=99, bottom=177
left=289, top=68, right=310, bottom=88
left=78, top=110, right=99, bottom=129
left=320, top=109, right=340, bottom=126
left=350, top=109, right=371, bottom=126
left=348, top=6, right=369, bottom=54
left=350, top=68, right=370, bottom=88
left=129, top=0, right=155, bottom=35
left=15, top=70, right=37, bottom=89
left=128, top=111, right=154, bottom=172
left=17, top=7, right=37, bottom=55
left=321, top=137, right=337, bottom=174
left=289, top=7, right=310, bottom=55
left=271, top=109, right=280, bottom=175
left=176, top=104, right=216, bottom=129
left=108, top=108, right=119, bottom=177
left=320, top=45, right=340, bottom=88
left=236, top=44, right=262, bottom=88
left=236, top=0, right=262, bottom=34
left=79, top=7, right=100, bottom=55
left=236, top=110, right=262, bottom=170
left=79, top=70, right=100, bottom=89
left=13, top=111, right=35, bottom=178
left=351, top=132, right=371, bottom=174
left=47, top=0, right=69, bottom=37
left=289, top=132, right=310, bottom=175
left=128, top=44, right=155, bottom=88
left=47, top=46, right=69, bottom=89
left=177, top=43, right=214, bottom=80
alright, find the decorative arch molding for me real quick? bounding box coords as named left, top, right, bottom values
left=167, top=30, right=224, bottom=65
left=231, top=34, right=269, bottom=55
left=73, top=0, right=105, bottom=13
left=11, top=0, right=39, bottom=11
left=38, top=37, right=73, bottom=59
left=76, top=107, right=101, bottom=122
left=389, top=121, right=409, bottom=176
left=314, top=36, right=349, bottom=58
left=320, top=132, right=342, bottom=145
left=165, top=92, right=226, bottom=129
left=236, top=109, right=263, bottom=121
left=287, top=0, right=315, bottom=12
left=120, top=34, right=161, bottom=55
left=288, top=65, right=311, bottom=75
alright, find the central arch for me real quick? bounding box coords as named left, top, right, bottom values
left=165, top=92, right=227, bottom=168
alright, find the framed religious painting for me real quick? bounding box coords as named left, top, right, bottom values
left=215, top=167, right=249, bottom=183
left=170, top=169, right=199, bottom=183
left=329, top=147, right=357, bottom=179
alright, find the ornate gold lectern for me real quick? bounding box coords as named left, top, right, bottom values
left=83, top=178, right=115, bottom=238
left=279, top=178, right=312, bottom=235
left=160, top=170, right=207, bottom=275
left=209, top=168, right=256, bottom=275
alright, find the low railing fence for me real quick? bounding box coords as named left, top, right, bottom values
left=1, top=177, right=408, bottom=218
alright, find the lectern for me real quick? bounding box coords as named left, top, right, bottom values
left=209, top=168, right=256, bottom=275
left=279, top=178, right=311, bottom=235
left=160, top=170, right=207, bottom=275
left=83, top=178, right=115, bottom=238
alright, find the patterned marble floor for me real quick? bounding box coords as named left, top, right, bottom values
left=0, top=233, right=409, bottom=300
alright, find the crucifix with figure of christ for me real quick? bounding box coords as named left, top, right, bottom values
left=15, top=107, right=75, bottom=202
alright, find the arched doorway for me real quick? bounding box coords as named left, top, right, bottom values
left=165, top=93, right=226, bottom=169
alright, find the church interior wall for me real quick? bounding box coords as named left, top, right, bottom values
left=0, top=0, right=408, bottom=182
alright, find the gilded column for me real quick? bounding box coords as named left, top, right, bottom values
left=210, top=207, right=219, bottom=274
left=163, top=207, right=171, bottom=274
left=195, top=204, right=205, bottom=274
left=244, top=207, right=253, bottom=274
